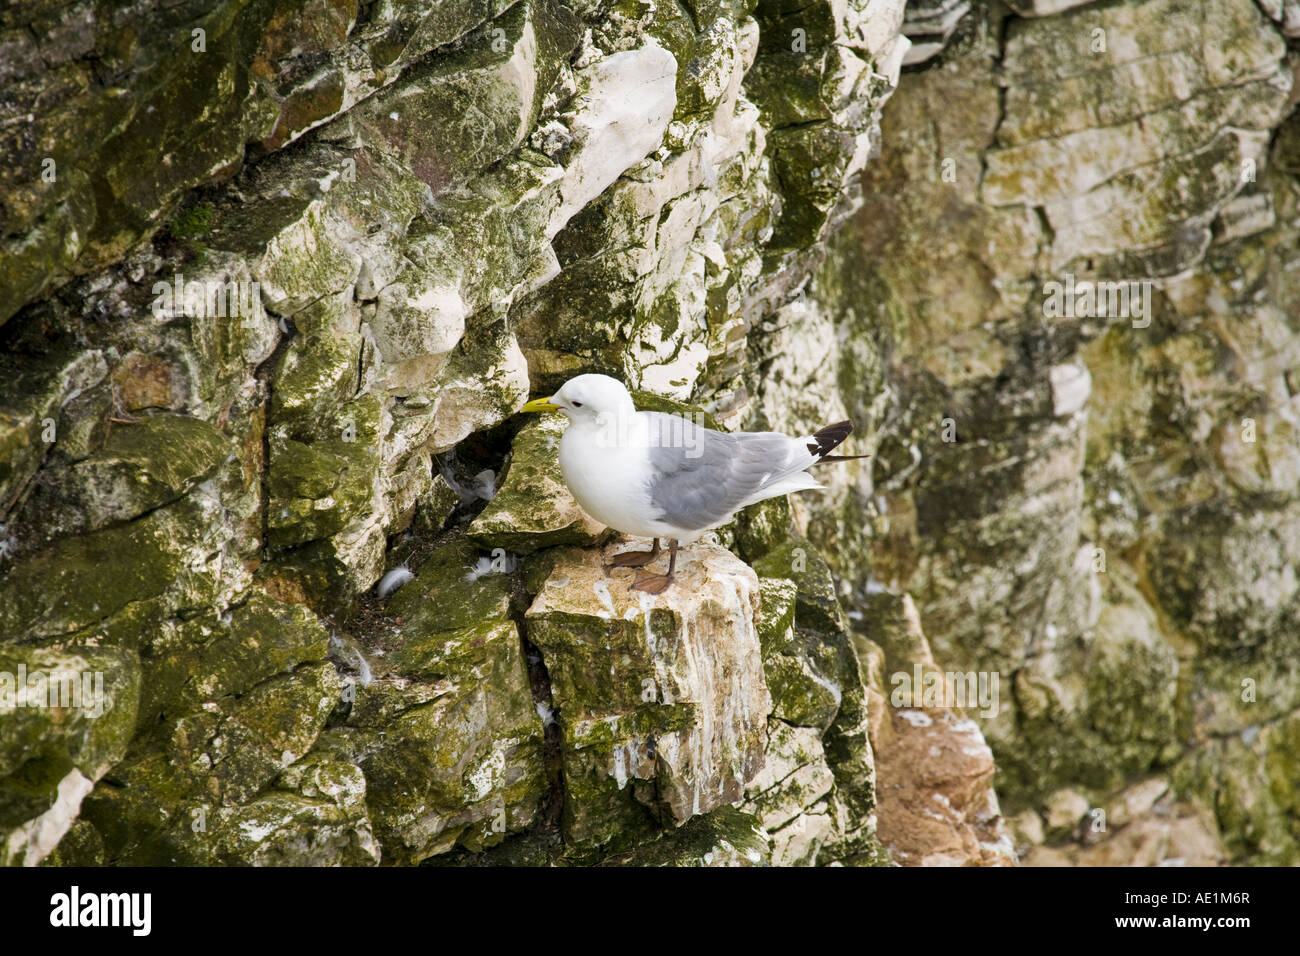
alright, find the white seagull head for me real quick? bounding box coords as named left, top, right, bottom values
left=522, top=373, right=635, bottom=425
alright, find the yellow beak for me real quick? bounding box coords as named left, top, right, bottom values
left=521, top=396, right=562, bottom=413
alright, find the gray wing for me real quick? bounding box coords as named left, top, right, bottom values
left=643, top=413, right=806, bottom=531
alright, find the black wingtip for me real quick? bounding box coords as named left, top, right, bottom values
left=806, top=420, right=854, bottom=457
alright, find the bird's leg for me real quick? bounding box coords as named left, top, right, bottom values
left=605, top=538, right=661, bottom=570
left=631, top=539, right=678, bottom=595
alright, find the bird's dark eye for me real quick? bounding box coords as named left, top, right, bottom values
left=572, top=401, right=583, bottom=407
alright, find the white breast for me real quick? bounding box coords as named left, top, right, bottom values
left=559, top=422, right=668, bottom=539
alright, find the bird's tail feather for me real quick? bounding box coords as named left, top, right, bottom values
left=804, top=421, right=868, bottom=463
left=806, top=420, right=853, bottom=457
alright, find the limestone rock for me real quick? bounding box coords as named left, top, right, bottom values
left=0, top=644, right=140, bottom=866
left=525, top=542, right=771, bottom=847
left=0, top=0, right=911, bottom=867
left=594, top=805, right=771, bottom=867
left=750, top=541, right=884, bottom=864
left=550, top=43, right=679, bottom=233
left=9, top=0, right=1298, bottom=870
left=902, top=0, right=972, bottom=65
left=1023, top=795, right=1226, bottom=867
left=193, top=756, right=381, bottom=867
left=353, top=539, right=548, bottom=863
left=743, top=720, right=837, bottom=866
left=20, top=413, right=229, bottom=542
left=350, top=0, right=582, bottom=201
left=861, top=591, right=1014, bottom=866
left=873, top=706, right=1016, bottom=866
left=0, top=350, right=107, bottom=510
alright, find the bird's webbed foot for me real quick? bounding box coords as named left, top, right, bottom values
left=604, top=539, right=661, bottom=570
left=629, top=569, right=675, bottom=595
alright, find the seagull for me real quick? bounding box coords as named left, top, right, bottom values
left=521, top=374, right=866, bottom=594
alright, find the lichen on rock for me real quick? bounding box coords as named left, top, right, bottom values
left=525, top=542, right=771, bottom=846
left=3, top=0, right=1296, bottom=869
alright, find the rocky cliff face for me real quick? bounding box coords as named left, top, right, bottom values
left=0, top=0, right=1296, bottom=867
left=852, top=0, right=1300, bottom=865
